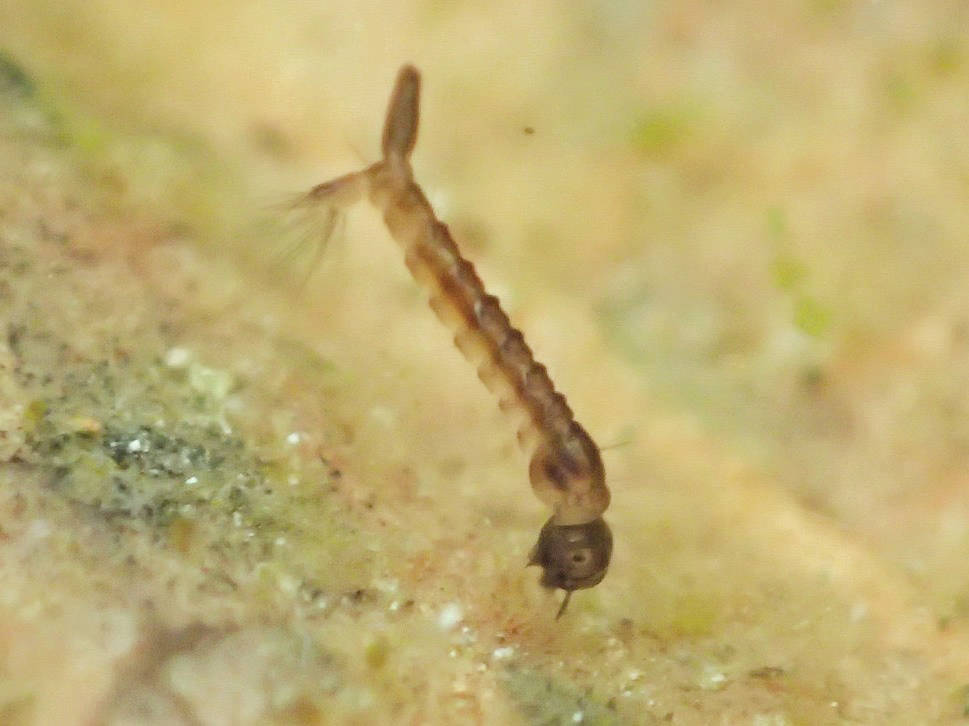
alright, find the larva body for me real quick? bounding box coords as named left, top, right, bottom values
left=302, top=66, right=612, bottom=615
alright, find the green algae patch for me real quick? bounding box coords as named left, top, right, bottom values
left=630, top=103, right=697, bottom=158
left=0, top=111, right=368, bottom=624
left=791, top=295, right=831, bottom=338
left=666, top=591, right=721, bottom=639
left=9, top=330, right=366, bottom=608
left=364, top=633, right=391, bottom=670
left=501, top=664, right=619, bottom=726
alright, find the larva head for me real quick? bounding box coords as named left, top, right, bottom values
left=529, top=516, right=613, bottom=594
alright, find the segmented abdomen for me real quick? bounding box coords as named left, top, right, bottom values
left=369, top=169, right=608, bottom=523
left=375, top=175, right=565, bottom=432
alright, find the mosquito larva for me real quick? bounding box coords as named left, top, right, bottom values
left=303, top=65, right=612, bottom=617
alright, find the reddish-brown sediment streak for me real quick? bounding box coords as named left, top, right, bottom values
left=301, top=65, right=613, bottom=611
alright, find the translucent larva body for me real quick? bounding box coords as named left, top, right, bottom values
left=302, top=65, right=612, bottom=616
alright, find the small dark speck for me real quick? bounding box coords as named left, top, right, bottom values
left=341, top=588, right=376, bottom=608
left=7, top=324, right=24, bottom=353
left=523, top=126, right=535, bottom=135
left=800, top=364, right=825, bottom=391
